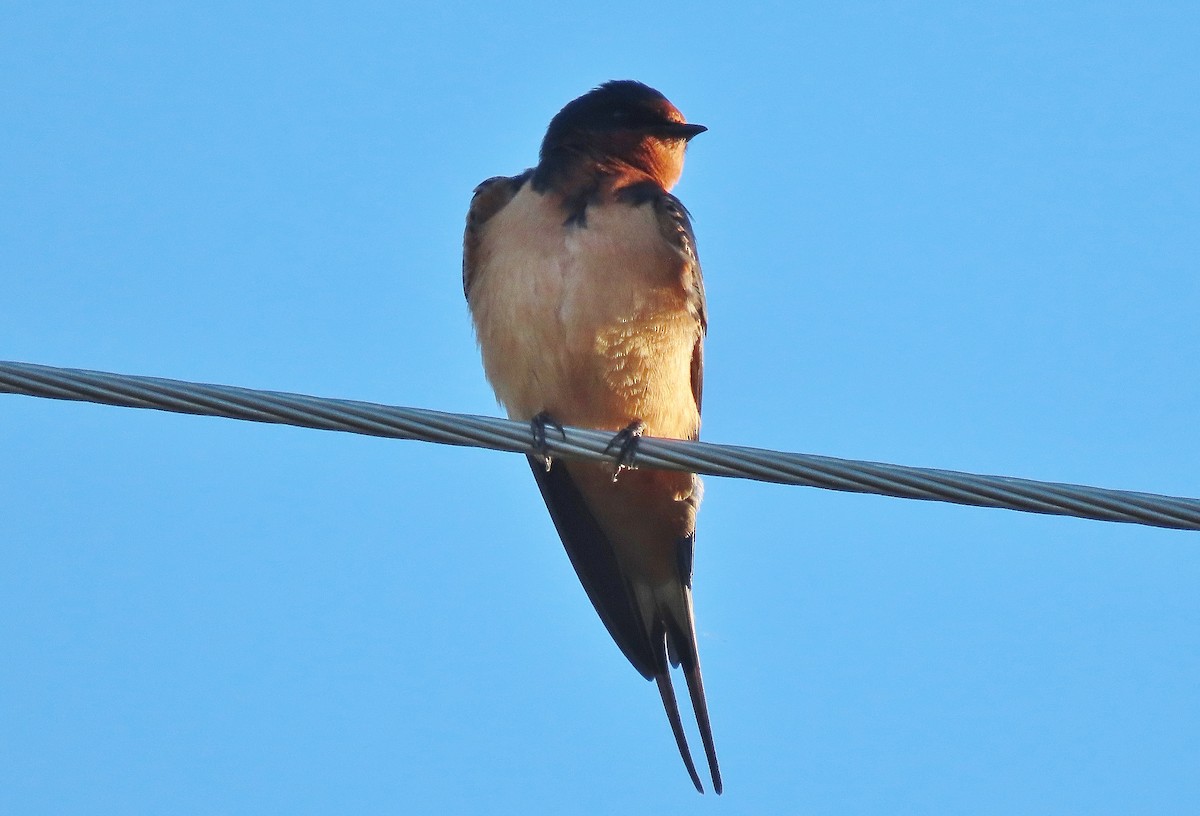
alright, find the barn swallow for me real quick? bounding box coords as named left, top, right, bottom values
left=463, top=80, right=717, bottom=793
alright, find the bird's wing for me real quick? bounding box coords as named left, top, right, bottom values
left=651, top=191, right=707, bottom=422
left=526, top=457, right=662, bottom=679
left=617, top=182, right=706, bottom=421
left=649, top=191, right=719, bottom=793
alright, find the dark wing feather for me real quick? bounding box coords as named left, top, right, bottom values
left=650, top=192, right=707, bottom=423
left=532, top=456, right=717, bottom=792
left=526, top=457, right=658, bottom=679
left=651, top=193, right=721, bottom=790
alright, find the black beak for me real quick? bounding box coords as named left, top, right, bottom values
left=659, top=122, right=708, bottom=141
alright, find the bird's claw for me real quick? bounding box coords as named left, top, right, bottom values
left=604, top=420, right=646, bottom=482
left=531, top=411, right=566, bottom=471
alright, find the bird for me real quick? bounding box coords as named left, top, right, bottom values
left=462, top=80, right=718, bottom=793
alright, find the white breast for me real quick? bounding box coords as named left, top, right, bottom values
left=469, top=184, right=700, bottom=439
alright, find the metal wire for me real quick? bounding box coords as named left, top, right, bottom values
left=2, top=359, right=1198, bottom=531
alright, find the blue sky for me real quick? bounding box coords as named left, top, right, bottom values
left=2, top=2, right=1198, bottom=813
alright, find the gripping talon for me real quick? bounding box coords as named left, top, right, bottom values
left=604, top=420, right=646, bottom=482
left=531, top=411, right=566, bottom=471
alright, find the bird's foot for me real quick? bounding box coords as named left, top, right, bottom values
left=530, top=411, right=566, bottom=471
left=604, top=420, right=646, bottom=482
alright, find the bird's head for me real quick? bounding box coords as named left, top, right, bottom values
left=539, top=80, right=705, bottom=191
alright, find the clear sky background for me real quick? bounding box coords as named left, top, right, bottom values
left=2, top=3, right=1198, bottom=814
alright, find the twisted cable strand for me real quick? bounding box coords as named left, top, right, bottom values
left=2, top=360, right=1197, bottom=531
